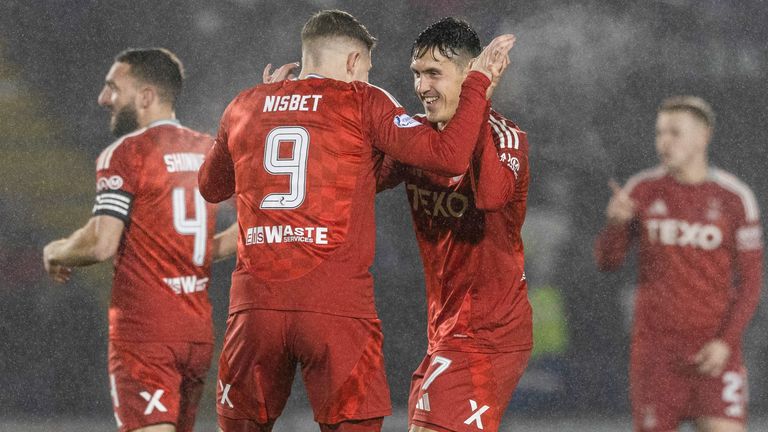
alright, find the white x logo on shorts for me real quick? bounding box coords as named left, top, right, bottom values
left=140, top=389, right=168, bottom=415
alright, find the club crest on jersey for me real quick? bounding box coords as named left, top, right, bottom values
left=394, top=114, right=420, bottom=128
left=647, top=199, right=668, bottom=217
left=500, top=153, right=520, bottom=177
left=96, top=175, right=124, bottom=191
left=706, top=198, right=722, bottom=221
left=245, top=225, right=329, bottom=245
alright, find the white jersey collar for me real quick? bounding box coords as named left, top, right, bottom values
left=147, top=119, right=181, bottom=129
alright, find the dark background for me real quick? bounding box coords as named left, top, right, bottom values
left=1, top=0, right=767, bottom=425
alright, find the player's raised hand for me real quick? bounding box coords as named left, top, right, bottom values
left=692, top=339, right=731, bottom=377
left=470, top=34, right=516, bottom=99
left=263, top=62, right=300, bottom=84
left=43, top=240, right=73, bottom=284
left=605, top=179, right=636, bottom=225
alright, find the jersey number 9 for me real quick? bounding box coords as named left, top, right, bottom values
left=260, top=126, right=310, bottom=210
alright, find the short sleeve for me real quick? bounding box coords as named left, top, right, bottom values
left=92, top=138, right=139, bottom=223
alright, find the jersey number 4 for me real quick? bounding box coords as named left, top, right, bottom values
left=260, top=126, right=309, bottom=210
left=172, top=187, right=207, bottom=266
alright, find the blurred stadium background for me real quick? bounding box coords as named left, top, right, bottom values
left=1, top=0, right=767, bottom=430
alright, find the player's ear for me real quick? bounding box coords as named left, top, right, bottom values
left=137, top=86, right=155, bottom=109
left=346, top=51, right=361, bottom=78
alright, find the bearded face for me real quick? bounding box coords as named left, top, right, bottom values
left=110, top=102, right=140, bottom=137
left=98, top=62, right=142, bottom=137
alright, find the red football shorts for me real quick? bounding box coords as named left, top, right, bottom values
left=630, top=335, right=748, bottom=431
left=216, top=309, right=391, bottom=431
left=408, top=349, right=530, bottom=432
left=108, top=341, right=213, bottom=432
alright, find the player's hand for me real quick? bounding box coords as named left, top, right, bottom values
left=692, top=339, right=731, bottom=377
left=263, top=62, right=300, bottom=84
left=470, top=34, right=516, bottom=99
left=43, top=240, right=72, bottom=284
left=605, top=179, right=636, bottom=225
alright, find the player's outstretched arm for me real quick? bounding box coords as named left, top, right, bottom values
left=212, top=222, right=238, bottom=262
left=43, top=215, right=124, bottom=283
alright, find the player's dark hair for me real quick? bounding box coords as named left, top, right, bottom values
left=115, top=48, right=184, bottom=107
left=301, top=9, right=377, bottom=50
left=412, top=17, right=482, bottom=66
left=659, top=96, right=716, bottom=129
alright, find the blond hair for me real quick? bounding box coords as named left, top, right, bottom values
left=658, top=96, right=715, bottom=129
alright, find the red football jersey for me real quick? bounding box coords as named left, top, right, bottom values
left=93, top=120, right=217, bottom=343
left=378, top=110, right=533, bottom=354
left=595, top=167, right=764, bottom=346
left=199, top=73, right=491, bottom=318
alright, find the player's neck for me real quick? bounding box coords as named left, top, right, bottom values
left=299, top=49, right=353, bottom=82
left=138, top=106, right=176, bottom=129
left=670, top=159, right=709, bottom=184
left=298, top=65, right=345, bottom=82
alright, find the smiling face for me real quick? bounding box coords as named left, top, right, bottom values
left=97, top=62, right=141, bottom=137
left=410, top=47, right=469, bottom=130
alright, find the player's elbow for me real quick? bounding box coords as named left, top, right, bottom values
left=434, top=161, right=469, bottom=177
left=198, top=173, right=232, bottom=203
left=199, top=184, right=229, bottom=203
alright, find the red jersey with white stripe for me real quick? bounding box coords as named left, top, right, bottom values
left=93, top=120, right=217, bottom=343
left=199, top=73, right=491, bottom=318
left=378, top=110, right=533, bottom=353
left=595, top=167, right=763, bottom=346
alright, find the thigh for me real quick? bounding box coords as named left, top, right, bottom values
left=410, top=350, right=530, bottom=432
left=293, top=313, right=391, bottom=426
left=177, top=343, right=214, bottom=432
left=108, top=341, right=183, bottom=432
left=217, top=310, right=296, bottom=429
left=630, top=340, right=689, bottom=432
left=689, top=350, right=748, bottom=427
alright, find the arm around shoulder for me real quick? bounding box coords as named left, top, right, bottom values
left=366, top=73, right=490, bottom=177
